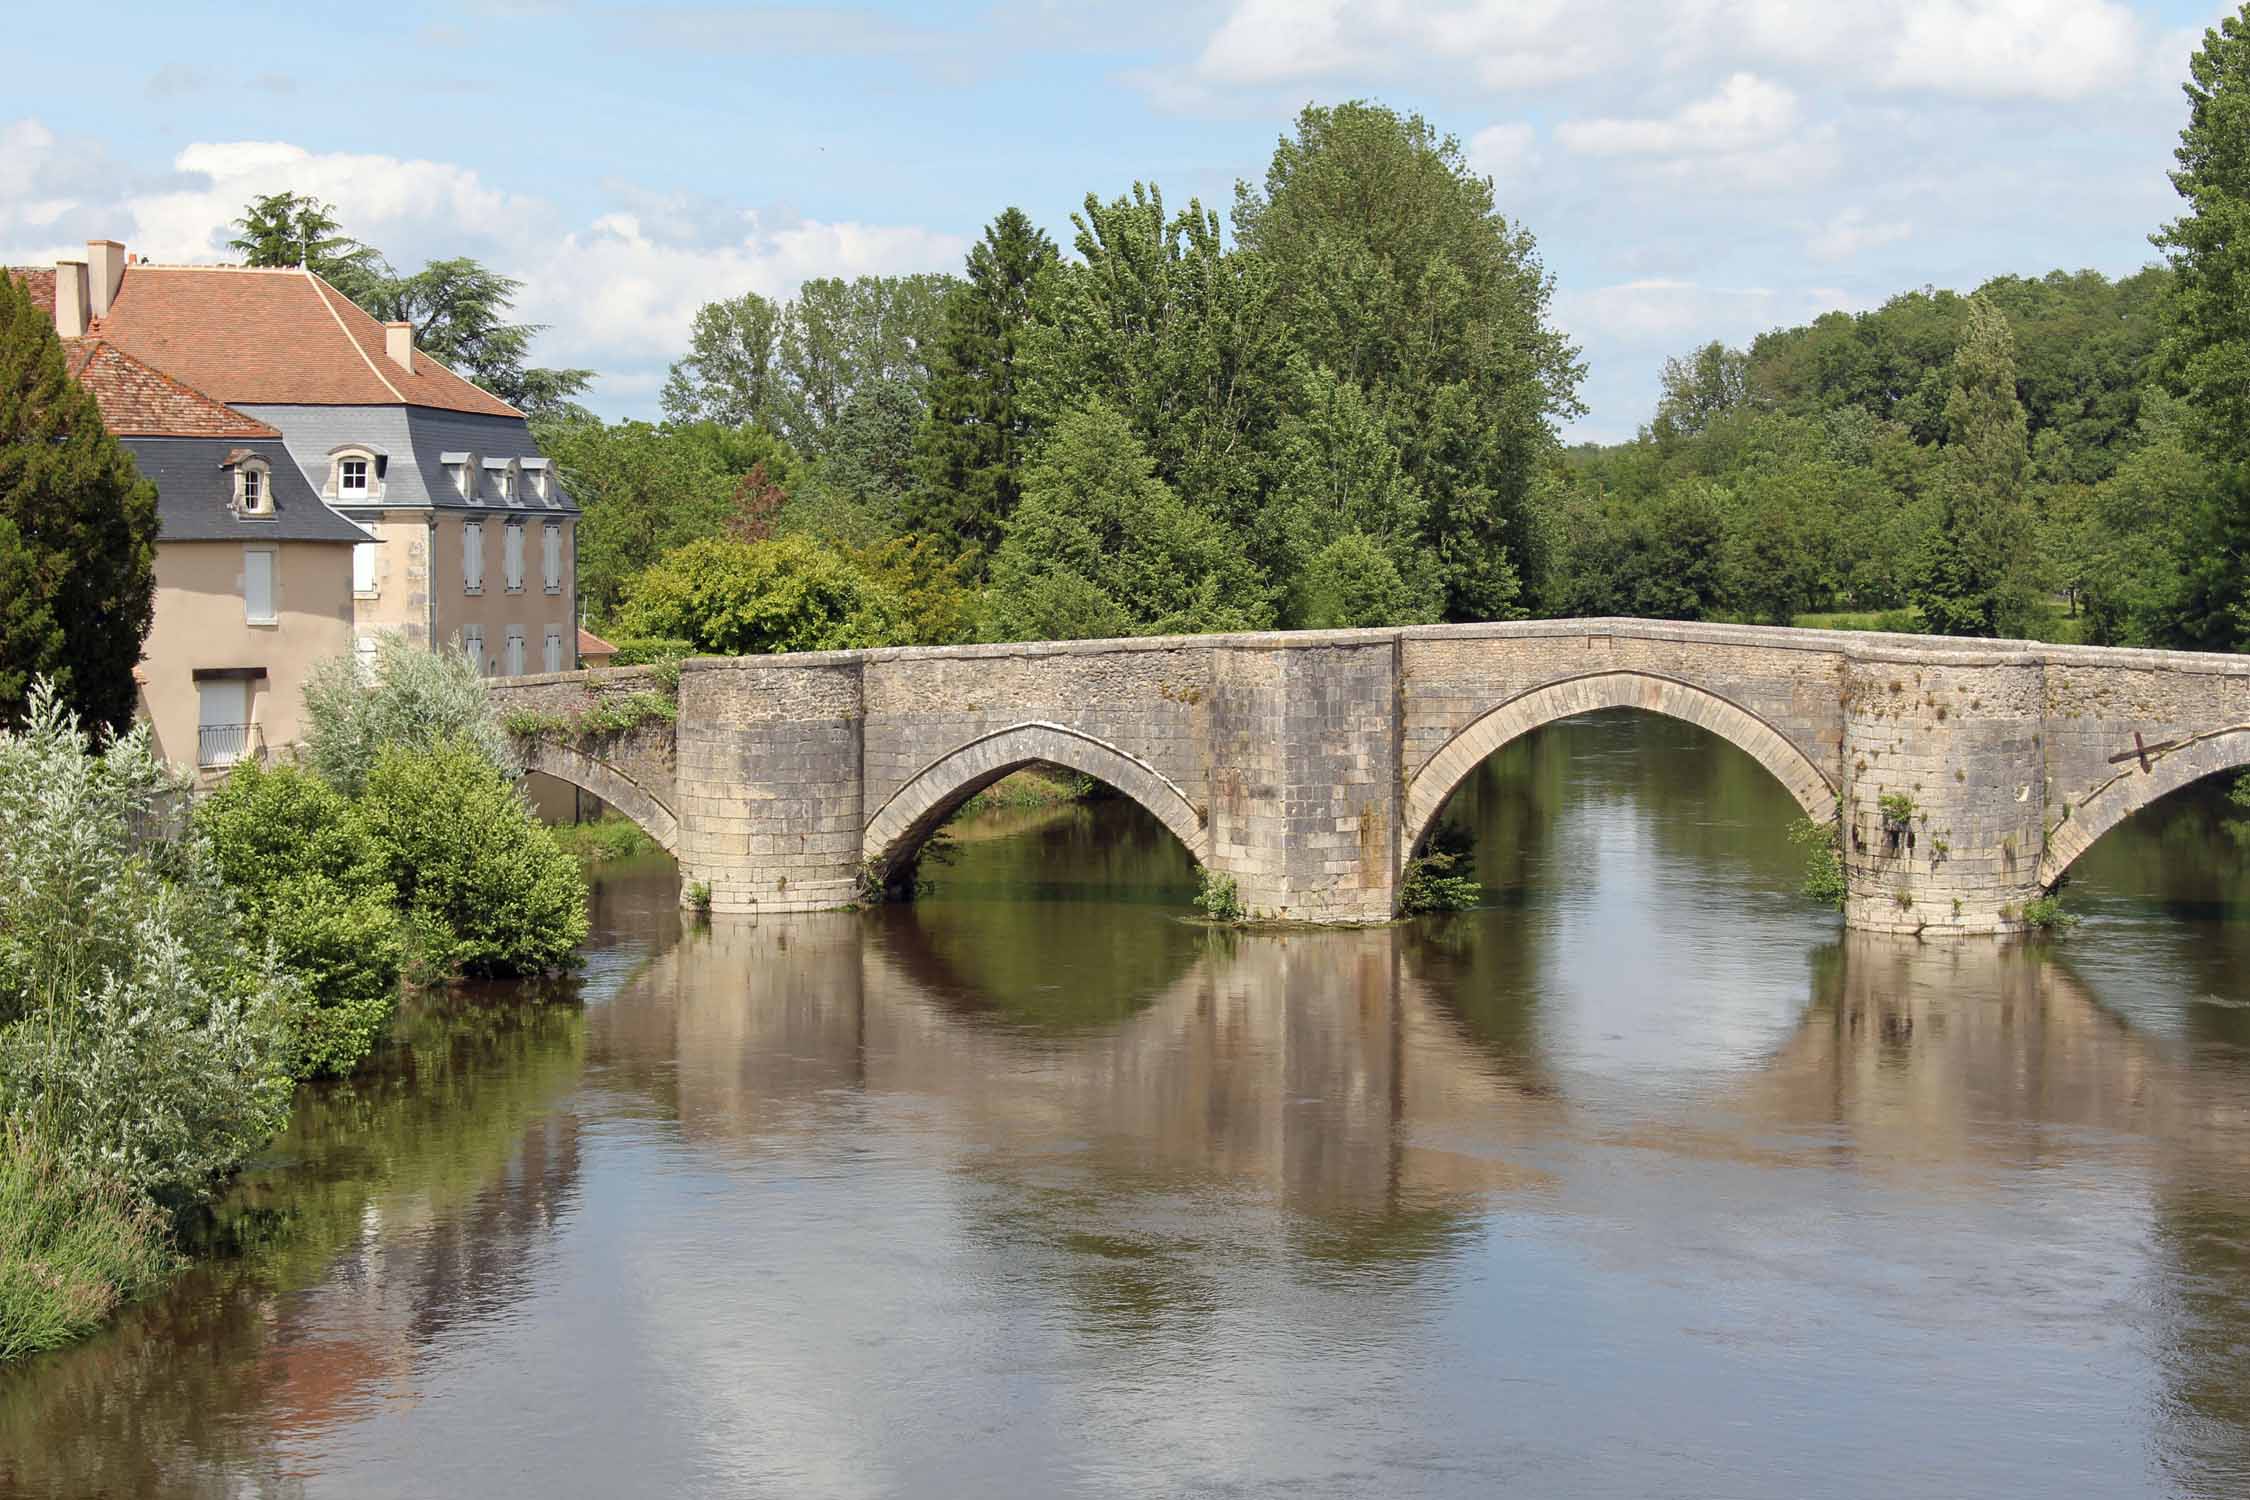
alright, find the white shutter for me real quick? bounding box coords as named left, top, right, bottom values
left=543, top=627, right=563, bottom=673
left=463, top=522, right=484, bottom=592
left=243, top=548, right=276, bottom=623
left=463, top=626, right=483, bottom=674
left=543, top=523, right=561, bottom=592
left=504, top=524, right=525, bottom=592
left=504, top=627, right=525, bottom=677
left=352, top=541, right=377, bottom=594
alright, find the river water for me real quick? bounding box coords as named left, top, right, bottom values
left=7, top=710, right=2250, bottom=1498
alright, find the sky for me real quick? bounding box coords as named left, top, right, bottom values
left=1, top=0, right=2234, bottom=441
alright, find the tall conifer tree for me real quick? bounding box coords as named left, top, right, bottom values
left=909, top=208, right=1058, bottom=570
left=0, top=272, right=158, bottom=733
left=2153, top=3, right=2250, bottom=648
left=1913, top=297, right=2036, bottom=638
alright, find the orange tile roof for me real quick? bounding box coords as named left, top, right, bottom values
left=63, top=338, right=279, bottom=438
left=92, top=265, right=522, bottom=418
left=578, top=627, right=617, bottom=657
left=6, top=267, right=55, bottom=318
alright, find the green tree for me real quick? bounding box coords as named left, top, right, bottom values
left=0, top=271, right=157, bottom=734
left=1234, top=101, right=1584, bottom=619
left=616, top=534, right=909, bottom=655
left=662, top=290, right=784, bottom=427
left=1653, top=342, right=1753, bottom=440
left=1912, top=297, right=2039, bottom=637
left=373, top=258, right=593, bottom=419
left=299, top=634, right=517, bottom=797
left=1266, top=360, right=1440, bottom=625
left=2152, top=4, right=2250, bottom=648
left=1296, top=532, right=1420, bottom=629
left=983, top=402, right=1273, bottom=642
left=194, top=762, right=405, bottom=1079
left=541, top=419, right=748, bottom=618
left=908, top=208, right=1059, bottom=569
left=226, top=190, right=391, bottom=306
left=358, top=739, right=588, bottom=981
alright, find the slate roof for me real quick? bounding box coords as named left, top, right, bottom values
left=124, top=437, right=371, bottom=545
left=64, top=339, right=280, bottom=438
left=90, top=265, right=522, bottom=418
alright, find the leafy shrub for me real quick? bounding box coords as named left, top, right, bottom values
left=359, top=738, right=590, bottom=980
left=550, top=814, right=658, bottom=865
left=2020, top=894, right=2080, bottom=931
left=1790, top=816, right=1847, bottom=910
left=0, top=1118, right=176, bottom=1363
left=1194, top=868, right=1245, bottom=922
left=194, top=761, right=405, bottom=1078
left=0, top=681, right=296, bottom=1213
left=302, top=632, right=517, bottom=795
left=605, top=635, right=694, bottom=667
left=616, top=534, right=908, bottom=655
left=1399, top=822, right=1483, bottom=915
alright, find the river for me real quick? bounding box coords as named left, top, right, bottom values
left=6, top=709, right=2250, bottom=1498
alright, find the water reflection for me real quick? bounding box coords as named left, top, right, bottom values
left=6, top=715, right=2250, bottom=1497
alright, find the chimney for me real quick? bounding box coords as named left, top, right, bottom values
left=383, top=321, right=414, bottom=373
left=52, top=257, right=89, bottom=338
left=86, top=240, right=125, bottom=319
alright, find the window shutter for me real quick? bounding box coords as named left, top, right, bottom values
left=543, top=523, right=561, bottom=590
left=353, top=542, right=377, bottom=594
left=244, top=549, right=275, bottom=622
left=504, top=525, right=524, bottom=591
left=464, top=523, right=483, bottom=591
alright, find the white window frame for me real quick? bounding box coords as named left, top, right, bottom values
left=543, top=522, right=562, bottom=594
left=196, top=678, right=253, bottom=768
left=236, top=459, right=272, bottom=517
left=463, top=521, right=485, bottom=595
left=503, top=522, right=525, bottom=594
left=337, top=455, right=371, bottom=499
left=243, top=545, right=277, bottom=624
left=352, top=539, right=378, bottom=597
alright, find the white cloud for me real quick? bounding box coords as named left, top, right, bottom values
left=1555, top=278, right=1859, bottom=351
left=1559, top=73, right=1798, bottom=157
left=0, top=121, right=967, bottom=408
left=1881, top=0, right=2143, bottom=101
left=1806, top=208, right=1912, bottom=264
left=1466, top=122, right=1537, bottom=182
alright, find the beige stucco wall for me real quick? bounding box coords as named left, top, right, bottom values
left=140, top=539, right=356, bottom=774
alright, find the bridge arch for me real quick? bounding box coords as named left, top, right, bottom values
left=863, top=721, right=1210, bottom=881
left=1401, top=670, right=1840, bottom=856
left=518, top=739, right=679, bottom=855
left=2040, top=727, right=2250, bottom=887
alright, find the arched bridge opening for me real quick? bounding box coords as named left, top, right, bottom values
left=517, top=739, right=680, bottom=856
left=2041, top=728, right=2250, bottom=890
left=862, top=722, right=1210, bottom=896
left=1402, top=671, right=1841, bottom=860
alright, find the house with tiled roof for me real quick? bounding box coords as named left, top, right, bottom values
left=35, top=322, right=369, bottom=772
left=42, top=239, right=582, bottom=685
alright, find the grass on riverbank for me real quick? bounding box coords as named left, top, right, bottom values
left=1790, top=604, right=2089, bottom=643
left=547, top=813, right=660, bottom=864
left=949, top=765, right=1099, bottom=822
left=0, top=1121, right=178, bottom=1365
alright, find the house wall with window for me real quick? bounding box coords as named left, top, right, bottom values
left=141, top=540, right=355, bottom=774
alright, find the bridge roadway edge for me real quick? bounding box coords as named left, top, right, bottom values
left=490, top=619, right=2250, bottom=935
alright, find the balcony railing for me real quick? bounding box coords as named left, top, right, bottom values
left=197, top=722, right=265, bottom=769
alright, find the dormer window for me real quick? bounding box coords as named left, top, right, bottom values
left=325, top=444, right=384, bottom=503
left=522, top=457, right=557, bottom=507
left=227, top=450, right=274, bottom=517
left=339, top=457, right=369, bottom=496
left=483, top=457, right=519, bottom=506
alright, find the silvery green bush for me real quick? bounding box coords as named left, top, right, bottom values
left=0, top=681, right=297, bottom=1212
left=300, top=632, right=518, bottom=796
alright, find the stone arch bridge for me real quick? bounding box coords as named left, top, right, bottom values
left=489, top=619, right=2250, bottom=934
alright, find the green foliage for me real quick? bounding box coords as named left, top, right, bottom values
left=687, top=879, right=713, bottom=916
left=2151, top=6, right=2250, bottom=649
left=1398, top=822, right=1484, bottom=915
left=2020, top=894, right=2081, bottom=931
left=0, top=268, right=158, bottom=735
left=617, top=534, right=909, bottom=655
left=983, top=402, right=1273, bottom=641
left=1296, top=532, right=1424, bottom=630
left=606, top=636, right=695, bottom=668
left=548, top=814, right=658, bottom=865
left=371, top=257, right=592, bottom=419
left=1879, top=793, right=1918, bottom=825
left=0, top=682, right=297, bottom=1214
left=194, top=763, right=405, bottom=1079
left=358, top=739, right=589, bottom=981
left=0, top=1118, right=177, bottom=1365
left=1790, top=817, right=1847, bottom=909
left=1194, top=868, right=1245, bottom=922
left=1911, top=297, right=2040, bottom=638
left=300, top=633, right=517, bottom=796
left=909, top=208, right=1060, bottom=570
left=227, top=190, right=389, bottom=305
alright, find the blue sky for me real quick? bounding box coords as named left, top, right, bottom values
left=2, top=0, right=2234, bottom=439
